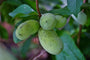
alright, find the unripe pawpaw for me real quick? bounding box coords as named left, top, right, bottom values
left=77, top=11, right=87, bottom=25
left=40, top=13, right=56, bottom=30
left=38, top=28, right=63, bottom=55
left=55, top=15, right=67, bottom=28
left=16, top=20, right=39, bottom=40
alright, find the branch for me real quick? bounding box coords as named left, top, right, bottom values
left=36, top=0, right=41, bottom=18
left=33, top=50, right=46, bottom=60
left=77, top=24, right=82, bottom=46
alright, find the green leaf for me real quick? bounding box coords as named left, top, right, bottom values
left=6, top=0, right=22, bottom=6
left=9, top=4, right=35, bottom=17
left=84, top=7, right=90, bottom=27
left=20, top=34, right=36, bottom=57
left=39, top=0, right=63, bottom=5
left=49, top=7, right=72, bottom=16
left=13, top=29, right=22, bottom=43
left=0, top=45, right=17, bottom=60
left=52, top=32, right=85, bottom=60
left=14, top=12, right=39, bottom=20
left=0, top=25, right=8, bottom=39
left=1, top=2, right=17, bottom=24
left=81, top=3, right=90, bottom=9
left=67, top=0, right=83, bottom=15
left=79, top=32, right=90, bottom=57
left=22, top=0, right=37, bottom=11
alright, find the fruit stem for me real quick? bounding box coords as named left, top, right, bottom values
left=36, top=0, right=41, bottom=18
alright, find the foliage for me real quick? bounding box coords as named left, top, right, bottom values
left=52, top=32, right=85, bottom=60
left=0, top=25, right=8, bottom=39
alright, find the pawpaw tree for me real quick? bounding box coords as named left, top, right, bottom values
left=0, top=0, right=90, bottom=60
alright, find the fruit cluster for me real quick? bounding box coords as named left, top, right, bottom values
left=15, top=13, right=67, bottom=55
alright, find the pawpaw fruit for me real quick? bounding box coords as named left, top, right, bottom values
left=38, top=28, right=63, bottom=55
left=16, top=20, right=39, bottom=40
left=40, top=13, right=56, bottom=30
left=77, top=11, right=87, bottom=25
left=55, top=15, right=67, bottom=28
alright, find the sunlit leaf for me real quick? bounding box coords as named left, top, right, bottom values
left=67, top=0, right=83, bottom=15
left=9, top=4, right=35, bottom=17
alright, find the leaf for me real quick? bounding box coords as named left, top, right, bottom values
left=84, top=7, right=90, bottom=27
left=0, top=25, right=8, bottom=39
left=52, top=32, right=86, bottom=60
left=79, top=32, right=90, bottom=57
left=81, top=3, right=90, bottom=9
left=6, top=0, right=22, bottom=6
left=13, top=29, right=22, bottom=43
left=0, top=46, right=17, bottom=60
left=14, top=12, right=39, bottom=20
left=20, top=34, right=36, bottom=57
left=22, top=0, right=37, bottom=11
left=39, top=0, right=63, bottom=5
left=1, top=2, right=17, bottom=24
left=67, top=0, right=83, bottom=15
left=9, top=4, right=35, bottom=18
left=49, top=7, right=72, bottom=16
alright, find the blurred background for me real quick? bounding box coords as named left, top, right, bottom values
left=0, top=0, right=90, bottom=60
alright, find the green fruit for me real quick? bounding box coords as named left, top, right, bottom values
left=38, top=28, right=63, bottom=55
left=40, top=13, right=56, bottom=30
left=77, top=11, right=87, bottom=25
left=55, top=15, right=67, bottom=28
left=16, top=20, right=39, bottom=40
left=0, top=46, right=16, bottom=60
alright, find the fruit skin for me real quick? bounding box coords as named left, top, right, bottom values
left=40, top=13, right=56, bottom=30
left=55, top=15, right=67, bottom=28
left=16, top=20, right=39, bottom=40
left=77, top=11, right=87, bottom=25
left=38, top=28, right=63, bottom=55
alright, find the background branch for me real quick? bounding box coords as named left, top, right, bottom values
left=33, top=50, right=46, bottom=60
left=77, top=24, right=82, bottom=46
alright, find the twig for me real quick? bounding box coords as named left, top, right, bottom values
left=77, top=24, right=82, bottom=46
left=33, top=50, right=46, bottom=60
left=77, top=0, right=86, bottom=46
left=67, top=15, right=71, bottom=24
left=36, top=0, right=41, bottom=18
